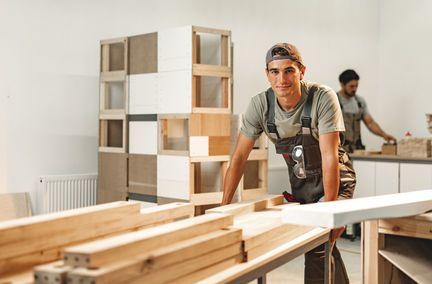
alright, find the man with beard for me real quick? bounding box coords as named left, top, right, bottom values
left=337, top=69, right=396, bottom=153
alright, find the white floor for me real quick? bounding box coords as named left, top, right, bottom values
left=257, top=238, right=361, bottom=284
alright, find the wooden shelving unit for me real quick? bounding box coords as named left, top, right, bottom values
left=362, top=212, right=432, bottom=283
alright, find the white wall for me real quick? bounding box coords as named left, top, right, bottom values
left=1, top=0, right=430, bottom=207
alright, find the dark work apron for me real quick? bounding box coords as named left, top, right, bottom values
left=337, top=92, right=366, bottom=153
left=266, top=86, right=356, bottom=204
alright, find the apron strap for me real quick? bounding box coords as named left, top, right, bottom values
left=265, top=88, right=281, bottom=139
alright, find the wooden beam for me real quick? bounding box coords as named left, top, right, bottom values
left=206, top=195, right=284, bottom=216
left=190, top=192, right=223, bottom=206
left=192, top=26, right=231, bottom=36
left=193, top=64, right=231, bottom=78
left=0, top=201, right=140, bottom=261
left=66, top=228, right=241, bottom=284
left=63, top=213, right=233, bottom=268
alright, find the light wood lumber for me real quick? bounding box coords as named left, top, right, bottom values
left=125, top=243, right=241, bottom=284
left=206, top=195, right=283, bottom=216
left=0, top=202, right=140, bottom=261
left=282, top=189, right=432, bottom=228
left=67, top=228, right=241, bottom=284
left=193, top=64, right=231, bottom=78
left=379, top=214, right=432, bottom=240
left=192, top=107, right=231, bottom=114
left=0, top=202, right=193, bottom=274
left=192, top=26, right=231, bottom=36
left=63, top=213, right=233, bottom=268
left=174, top=256, right=241, bottom=284
left=100, top=70, right=126, bottom=81
left=245, top=224, right=313, bottom=261
left=190, top=192, right=223, bottom=205
left=196, top=227, right=330, bottom=283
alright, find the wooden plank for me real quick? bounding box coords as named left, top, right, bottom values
left=175, top=256, right=240, bottom=284
left=206, top=195, right=283, bottom=216
left=126, top=244, right=241, bottom=284
left=189, top=136, right=231, bottom=156
left=189, top=113, right=231, bottom=136
left=0, top=202, right=193, bottom=274
left=282, top=189, right=432, bottom=228
left=196, top=227, right=329, bottom=284
left=192, top=26, right=231, bottom=36
left=193, top=64, right=231, bottom=78
left=63, top=213, right=233, bottom=268
left=66, top=228, right=241, bottom=284
left=190, top=155, right=230, bottom=163
left=100, top=37, right=127, bottom=45
left=100, top=70, right=126, bottom=81
left=192, top=107, right=231, bottom=114
left=0, top=201, right=140, bottom=261
left=190, top=192, right=223, bottom=205
left=0, top=269, right=33, bottom=284
left=97, top=152, right=128, bottom=203
left=379, top=215, right=432, bottom=240
left=241, top=187, right=267, bottom=201
left=0, top=192, right=32, bottom=221
left=245, top=224, right=314, bottom=261
left=362, top=220, right=379, bottom=284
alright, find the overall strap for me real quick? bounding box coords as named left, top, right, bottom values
left=301, top=84, right=319, bottom=135
left=265, top=88, right=281, bottom=139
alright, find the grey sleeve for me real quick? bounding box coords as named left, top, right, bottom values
left=358, top=96, right=370, bottom=117
left=240, top=96, right=264, bottom=140
left=316, top=89, right=345, bottom=135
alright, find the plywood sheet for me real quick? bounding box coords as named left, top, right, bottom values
left=128, top=32, right=157, bottom=74
left=97, top=152, right=128, bottom=204
left=128, top=154, right=157, bottom=196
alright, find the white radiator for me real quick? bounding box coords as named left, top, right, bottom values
left=38, top=174, right=97, bottom=214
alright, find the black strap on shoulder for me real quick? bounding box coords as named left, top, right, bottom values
left=265, top=88, right=281, bottom=139
left=301, top=84, right=319, bottom=133
left=354, top=95, right=365, bottom=119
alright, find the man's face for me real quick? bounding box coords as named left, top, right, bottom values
left=342, top=80, right=359, bottom=97
left=266, top=59, right=305, bottom=99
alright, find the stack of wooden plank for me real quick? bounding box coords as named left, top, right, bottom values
left=207, top=195, right=314, bottom=261
left=35, top=213, right=242, bottom=284
left=0, top=201, right=194, bottom=283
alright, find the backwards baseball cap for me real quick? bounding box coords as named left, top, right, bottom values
left=265, top=43, right=304, bottom=67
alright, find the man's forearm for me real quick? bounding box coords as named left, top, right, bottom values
left=322, top=155, right=340, bottom=202
left=222, top=156, right=247, bottom=205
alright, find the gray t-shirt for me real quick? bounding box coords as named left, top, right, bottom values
left=241, top=81, right=344, bottom=143
left=337, top=92, right=369, bottom=117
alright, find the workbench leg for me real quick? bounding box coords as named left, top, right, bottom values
left=324, top=240, right=332, bottom=284
left=257, top=274, right=266, bottom=284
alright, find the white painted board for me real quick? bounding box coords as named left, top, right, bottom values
left=157, top=70, right=192, bottom=114
left=282, top=189, right=432, bottom=228
left=189, top=136, right=209, bottom=156
left=352, top=160, right=375, bottom=198
left=129, top=121, right=157, bottom=154
left=157, top=155, right=190, bottom=200
left=129, top=73, right=158, bottom=114
left=158, top=26, right=192, bottom=72
left=375, top=161, right=399, bottom=196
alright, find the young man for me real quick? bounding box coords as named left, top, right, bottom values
left=222, top=43, right=355, bottom=283
left=337, top=69, right=396, bottom=153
